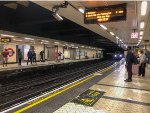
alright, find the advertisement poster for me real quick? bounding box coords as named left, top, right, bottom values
left=24, top=45, right=30, bottom=60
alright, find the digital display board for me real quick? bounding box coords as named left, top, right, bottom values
left=0, top=37, right=11, bottom=42
left=84, top=3, right=127, bottom=24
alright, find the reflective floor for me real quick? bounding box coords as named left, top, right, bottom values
left=54, top=64, right=150, bottom=113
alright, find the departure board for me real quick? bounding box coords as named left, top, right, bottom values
left=84, top=3, right=127, bottom=24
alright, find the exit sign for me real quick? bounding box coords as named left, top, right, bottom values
left=131, top=32, right=138, bottom=39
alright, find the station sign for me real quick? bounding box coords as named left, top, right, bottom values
left=131, top=32, right=138, bottom=39
left=84, top=3, right=127, bottom=24
left=0, top=37, right=11, bottom=43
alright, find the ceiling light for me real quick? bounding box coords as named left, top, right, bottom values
left=116, top=36, right=119, bottom=39
left=120, top=39, right=122, bottom=42
left=52, top=13, right=63, bottom=21
left=139, top=36, right=143, bottom=39
left=140, top=31, right=143, bottom=35
left=100, top=24, right=107, bottom=30
left=81, top=46, right=84, bottom=48
left=1, top=34, right=14, bottom=37
left=141, top=1, right=147, bottom=16
left=110, top=32, right=115, bottom=35
left=42, top=40, right=49, bottom=42
left=139, top=39, right=141, bottom=42
left=140, top=22, right=145, bottom=29
left=54, top=42, right=59, bottom=44
left=24, top=37, right=34, bottom=40
left=78, top=8, right=84, bottom=14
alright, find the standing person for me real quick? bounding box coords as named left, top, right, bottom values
left=27, top=49, right=33, bottom=65
left=125, top=46, right=133, bottom=82
left=32, top=51, right=37, bottom=64
left=58, top=51, right=62, bottom=62
left=138, top=50, right=147, bottom=77
left=18, top=49, right=23, bottom=66
left=40, top=50, right=44, bottom=62
left=2, top=49, right=9, bottom=67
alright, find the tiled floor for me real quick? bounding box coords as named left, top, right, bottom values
left=53, top=64, right=150, bottom=113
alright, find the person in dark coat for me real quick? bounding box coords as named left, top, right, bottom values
left=18, top=49, right=23, bottom=66
left=32, top=51, right=37, bottom=64
left=27, top=49, right=33, bottom=65
left=125, top=46, right=133, bottom=82
left=40, top=50, right=44, bottom=62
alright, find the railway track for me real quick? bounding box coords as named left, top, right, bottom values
left=0, top=59, right=114, bottom=111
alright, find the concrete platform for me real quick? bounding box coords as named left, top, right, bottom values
left=0, top=58, right=98, bottom=72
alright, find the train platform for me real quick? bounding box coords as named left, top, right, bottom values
left=2, top=60, right=150, bottom=113
left=0, top=58, right=98, bottom=72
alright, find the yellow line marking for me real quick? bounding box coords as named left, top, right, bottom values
left=14, top=64, right=114, bottom=113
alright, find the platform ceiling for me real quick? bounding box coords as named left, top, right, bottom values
left=2, top=1, right=149, bottom=50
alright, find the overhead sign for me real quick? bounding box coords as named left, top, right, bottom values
left=84, top=3, right=127, bottom=24
left=131, top=32, right=138, bottom=39
left=0, top=37, right=11, bottom=43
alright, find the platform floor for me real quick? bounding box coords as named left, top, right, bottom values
left=53, top=64, right=150, bottom=113
left=2, top=62, right=150, bottom=113
left=0, top=58, right=98, bottom=71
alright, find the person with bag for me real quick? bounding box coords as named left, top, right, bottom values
left=2, top=49, right=9, bottom=67
left=138, top=50, right=147, bottom=77
left=125, top=46, right=133, bottom=82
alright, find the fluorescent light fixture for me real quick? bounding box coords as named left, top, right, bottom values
left=110, top=32, right=115, bottom=35
left=140, top=22, right=145, bottom=29
left=120, top=39, right=122, bottom=42
left=116, top=36, right=119, bottom=39
left=141, top=1, right=147, bottom=16
left=54, top=42, right=59, bottom=44
left=140, top=31, right=143, bottom=35
left=41, top=40, right=49, bottom=42
left=78, top=8, right=84, bottom=14
left=139, top=36, right=143, bottom=39
left=139, top=39, right=141, bottom=42
left=24, top=37, right=34, bottom=40
left=1, top=34, right=14, bottom=37
left=100, top=24, right=107, bottom=30
left=52, top=13, right=63, bottom=21
left=81, top=46, right=84, bottom=48
left=16, top=40, right=22, bottom=42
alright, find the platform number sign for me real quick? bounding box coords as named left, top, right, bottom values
left=131, top=32, right=138, bottom=39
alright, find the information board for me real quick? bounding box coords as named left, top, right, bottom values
left=0, top=37, right=11, bottom=43
left=84, top=3, right=127, bottom=24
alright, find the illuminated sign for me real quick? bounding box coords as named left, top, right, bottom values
left=131, top=32, right=138, bottom=39
left=84, top=3, right=127, bottom=24
left=0, top=37, right=11, bottom=42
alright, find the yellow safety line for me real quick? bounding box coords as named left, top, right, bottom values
left=14, top=64, right=114, bottom=113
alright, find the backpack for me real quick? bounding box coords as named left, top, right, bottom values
left=132, top=54, right=138, bottom=64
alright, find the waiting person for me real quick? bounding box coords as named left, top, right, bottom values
left=33, top=51, right=37, bottom=64
left=2, top=49, right=9, bottom=67
left=40, top=50, right=44, bottom=62
left=27, top=49, right=33, bottom=65
left=125, top=46, right=133, bottom=82
left=58, top=51, right=62, bottom=62
left=18, top=49, right=23, bottom=66
left=138, top=50, right=147, bottom=77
